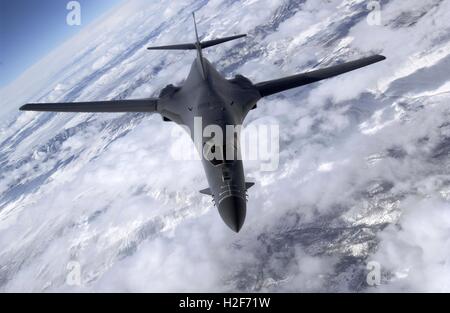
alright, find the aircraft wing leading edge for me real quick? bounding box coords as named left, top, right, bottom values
left=254, top=55, right=386, bottom=97
left=19, top=99, right=158, bottom=113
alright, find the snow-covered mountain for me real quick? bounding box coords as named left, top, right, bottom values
left=0, top=0, right=449, bottom=292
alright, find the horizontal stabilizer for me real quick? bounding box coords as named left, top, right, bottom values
left=200, top=34, right=247, bottom=49
left=245, top=182, right=255, bottom=190
left=147, top=43, right=196, bottom=50
left=255, top=55, right=386, bottom=97
left=199, top=188, right=212, bottom=195
left=200, top=182, right=255, bottom=196
left=20, top=99, right=158, bottom=113
left=147, top=35, right=246, bottom=51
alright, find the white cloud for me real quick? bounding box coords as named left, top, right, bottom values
left=372, top=196, right=450, bottom=292
left=0, top=0, right=449, bottom=292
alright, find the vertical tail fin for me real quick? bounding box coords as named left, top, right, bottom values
left=192, top=12, right=200, bottom=45
left=192, top=12, right=206, bottom=78
left=146, top=13, right=247, bottom=79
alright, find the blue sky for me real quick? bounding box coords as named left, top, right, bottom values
left=0, top=0, right=124, bottom=87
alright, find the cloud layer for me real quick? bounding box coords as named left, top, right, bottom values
left=0, top=0, right=449, bottom=292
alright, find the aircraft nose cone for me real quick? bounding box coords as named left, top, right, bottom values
left=218, top=196, right=246, bottom=232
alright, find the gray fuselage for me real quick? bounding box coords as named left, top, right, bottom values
left=156, top=57, right=261, bottom=232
